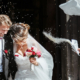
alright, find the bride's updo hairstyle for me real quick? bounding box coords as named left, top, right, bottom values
left=10, top=23, right=30, bottom=41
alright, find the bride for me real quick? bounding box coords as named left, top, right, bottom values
left=10, top=23, right=53, bottom=80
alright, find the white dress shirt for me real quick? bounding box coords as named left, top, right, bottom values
left=0, top=37, right=3, bottom=72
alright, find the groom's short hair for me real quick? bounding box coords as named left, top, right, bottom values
left=0, top=14, right=12, bottom=27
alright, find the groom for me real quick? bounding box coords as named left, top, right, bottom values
left=0, top=14, right=17, bottom=80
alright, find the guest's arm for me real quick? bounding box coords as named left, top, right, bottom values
left=78, top=48, right=80, bottom=53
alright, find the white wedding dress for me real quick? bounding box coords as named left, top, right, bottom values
left=13, top=34, right=53, bottom=80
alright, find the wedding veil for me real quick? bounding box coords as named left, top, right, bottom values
left=28, top=34, right=54, bottom=79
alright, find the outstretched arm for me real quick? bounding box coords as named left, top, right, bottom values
left=78, top=48, right=80, bottom=53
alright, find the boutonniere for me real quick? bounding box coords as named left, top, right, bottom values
left=4, top=49, right=11, bottom=59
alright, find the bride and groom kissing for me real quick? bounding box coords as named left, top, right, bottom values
left=0, top=14, right=53, bottom=80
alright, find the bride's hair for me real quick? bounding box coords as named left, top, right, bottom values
left=10, top=23, right=30, bottom=41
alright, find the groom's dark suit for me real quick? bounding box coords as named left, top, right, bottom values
left=3, top=30, right=17, bottom=80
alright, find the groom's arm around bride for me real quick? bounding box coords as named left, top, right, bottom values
left=4, top=31, right=18, bottom=80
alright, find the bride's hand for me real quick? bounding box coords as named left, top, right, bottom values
left=29, top=57, right=38, bottom=66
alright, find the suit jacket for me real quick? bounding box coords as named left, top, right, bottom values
left=4, top=30, right=18, bottom=80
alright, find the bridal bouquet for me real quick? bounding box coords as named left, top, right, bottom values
left=25, top=46, right=41, bottom=71
left=25, top=46, right=41, bottom=58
